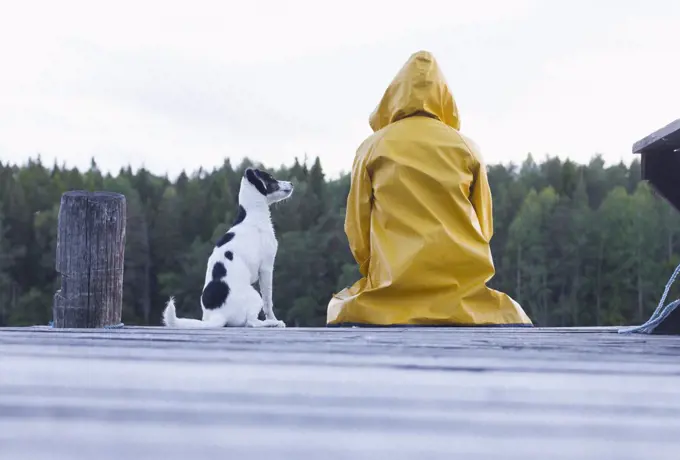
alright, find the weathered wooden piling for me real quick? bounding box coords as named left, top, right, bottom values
left=52, top=191, right=126, bottom=328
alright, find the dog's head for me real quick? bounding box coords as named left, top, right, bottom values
left=243, top=167, right=294, bottom=205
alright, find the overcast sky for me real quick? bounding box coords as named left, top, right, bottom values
left=1, top=0, right=678, bottom=178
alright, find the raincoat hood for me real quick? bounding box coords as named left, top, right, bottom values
left=369, top=50, right=460, bottom=132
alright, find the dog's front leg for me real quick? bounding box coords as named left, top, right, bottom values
left=259, top=267, right=279, bottom=322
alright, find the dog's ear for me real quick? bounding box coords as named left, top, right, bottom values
left=245, top=168, right=267, bottom=195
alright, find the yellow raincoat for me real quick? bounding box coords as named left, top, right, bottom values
left=327, top=51, right=533, bottom=327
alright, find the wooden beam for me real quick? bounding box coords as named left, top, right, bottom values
left=633, top=118, right=680, bottom=154
left=52, top=191, right=127, bottom=328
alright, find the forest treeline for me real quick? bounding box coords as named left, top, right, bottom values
left=1, top=154, right=678, bottom=327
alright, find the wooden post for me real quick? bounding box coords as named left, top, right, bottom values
left=53, top=191, right=127, bottom=328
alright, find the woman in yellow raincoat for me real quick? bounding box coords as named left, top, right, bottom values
left=327, top=50, right=533, bottom=327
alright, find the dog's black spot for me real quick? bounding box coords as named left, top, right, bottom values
left=215, top=232, right=234, bottom=248
left=246, top=168, right=267, bottom=195
left=201, top=280, right=230, bottom=310
left=256, top=169, right=281, bottom=194
left=245, top=167, right=281, bottom=196
left=233, top=205, right=247, bottom=226
left=211, top=261, right=227, bottom=280
left=224, top=251, right=233, bottom=261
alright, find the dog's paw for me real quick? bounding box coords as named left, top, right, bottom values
left=276, top=320, right=286, bottom=328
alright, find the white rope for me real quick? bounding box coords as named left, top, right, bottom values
left=618, top=262, right=680, bottom=334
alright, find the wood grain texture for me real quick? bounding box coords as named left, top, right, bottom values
left=53, top=191, right=126, bottom=328
left=1, top=326, right=680, bottom=459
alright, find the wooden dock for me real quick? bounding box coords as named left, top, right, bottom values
left=1, top=326, right=680, bottom=459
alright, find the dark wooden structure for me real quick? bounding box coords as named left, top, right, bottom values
left=632, top=119, right=680, bottom=335
left=633, top=118, right=680, bottom=211
left=1, top=326, right=680, bottom=459
left=52, top=191, right=126, bottom=328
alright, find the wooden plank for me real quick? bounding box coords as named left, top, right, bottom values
left=633, top=118, right=680, bottom=154
left=1, top=327, right=680, bottom=459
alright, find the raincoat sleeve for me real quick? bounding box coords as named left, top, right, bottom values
left=464, top=137, right=494, bottom=242
left=344, top=150, right=373, bottom=276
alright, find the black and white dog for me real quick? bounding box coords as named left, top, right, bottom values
left=162, top=167, right=293, bottom=328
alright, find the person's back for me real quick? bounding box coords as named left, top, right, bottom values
left=327, top=50, right=533, bottom=327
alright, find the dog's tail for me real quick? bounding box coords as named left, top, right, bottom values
left=162, top=297, right=225, bottom=328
